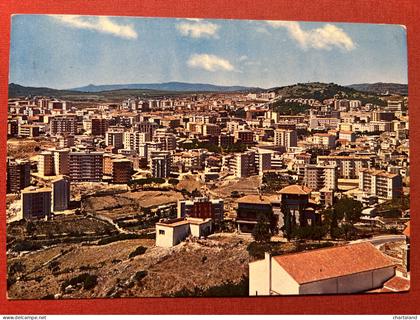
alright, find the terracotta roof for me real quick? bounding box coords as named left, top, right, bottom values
left=359, top=168, right=399, bottom=178
left=279, top=185, right=312, bottom=195
left=237, top=195, right=277, bottom=205
left=383, top=276, right=410, bottom=292
left=403, top=222, right=410, bottom=238
left=273, top=242, right=395, bottom=284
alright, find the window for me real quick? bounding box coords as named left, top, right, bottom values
left=159, top=230, right=165, bottom=235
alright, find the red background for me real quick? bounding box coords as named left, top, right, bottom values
left=0, top=0, right=418, bottom=315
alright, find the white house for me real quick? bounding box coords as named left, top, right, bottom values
left=155, top=217, right=212, bottom=248
left=249, top=242, right=396, bottom=296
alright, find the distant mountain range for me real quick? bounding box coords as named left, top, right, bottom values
left=8, top=82, right=407, bottom=102
left=69, top=81, right=263, bottom=93
left=347, top=82, right=407, bottom=95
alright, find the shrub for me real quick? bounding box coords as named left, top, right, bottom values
left=13, top=240, right=43, bottom=252
left=61, top=273, right=98, bottom=292
left=128, top=246, right=147, bottom=258
left=134, top=270, right=148, bottom=282
left=8, top=261, right=26, bottom=275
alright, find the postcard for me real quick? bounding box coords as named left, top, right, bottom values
left=6, top=14, right=409, bottom=299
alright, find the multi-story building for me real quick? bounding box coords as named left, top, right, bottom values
left=7, top=158, right=31, bottom=193
left=219, top=133, right=235, bottom=148
left=274, top=129, right=297, bottom=149
left=312, top=133, right=336, bottom=148
left=105, top=129, right=125, bottom=150
left=359, top=168, right=403, bottom=200
left=68, top=151, right=103, bottom=182
left=236, top=195, right=277, bottom=233
left=21, top=186, right=52, bottom=220
left=387, top=99, right=404, bottom=112
left=304, top=164, right=338, bottom=191
left=8, top=120, right=19, bottom=137
left=58, top=134, right=75, bottom=148
left=91, top=118, right=108, bottom=136
left=256, top=150, right=272, bottom=176
left=153, top=129, right=177, bottom=151
left=50, top=116, right=77, bottom=136
left=38, top=151, right=55, bottom=176
left=233, top=151, right=257, bottom=178
left=309, top=115, right=339, bottom=131
left=234, top=129, right=254, bottom=145
left=112, top=159, right=133, bottom=183
left=338, top=131, right=356, bottom=142
left=53, top=149, right=70, bottom=175
left=203, top=124, right=221, bottom=137
left=317, top=155, right=372, bottom=179
left=18, top=124, right=40, bottom=137
left=52, top=176, right=70, bottom=212
left=137, top=121, right=158, bottom=137
left=150, top=151, right=171, bottom=178
left=124, top=131, right=151, bottom=152
left=177, top=197, right=224, bottom=221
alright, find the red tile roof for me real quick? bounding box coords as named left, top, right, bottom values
left=383, top=276, right=410, bottom=292
left=279, top=185, right=312, bottom=195
left=273, top=242, right=395, bottom=284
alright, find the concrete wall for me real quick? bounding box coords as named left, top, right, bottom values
left=155, top=225, right=174, bottom=248
left=271, top=261, right=299, bottom=295
left=249, top=255, right=270, bottom=296
left=172, top=224, right=190, bottom=246
left=299, top=266, right=395, bottom=295
left=372, top=267, right=395, bottom=288
left=190, top=220, right=212, bottom=237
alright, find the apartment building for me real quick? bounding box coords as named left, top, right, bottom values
left=50, top=116, right=77, bottom=136
left=317, top=155, right=372, bottom=179
left=203, top=123, right=221, bottom=137
left=21, top=186, right=52, bottom=220
left=359, top=168, right=403, bottom=200
left=304, top=164, right=338, bottom=191
left=150, top=150, right=171, bottom=178
left=58, top=134, right=75, bottom=148
left=18, top=124, right=40, bottom=137
left=312, top=133, right=336, bottom=148
left=274, top=129, right=297, bottom=149
left=153, top=128, right=177, bottom=151
left=7, top=158, right=31, bottom=193
left=234, top=129, right=254, bottom=145
left=177, top=197, right=224, bottom=221
left=91, top=118, right=108, bottom=136
left=233, top=151, right=257, bottom=178
left=112, top=159, right=133, bottom=184
left=68, top=151, right=104, bottom=182
left=123, top=131, right=151, bottom=152
left=38, top=151, right=55, bottom=176
left=105, top=129, right=125, bottom=150
left=52, top=176, right=70, bottom=212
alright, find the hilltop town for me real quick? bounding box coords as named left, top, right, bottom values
left=6, top=82, right=410, bottom=298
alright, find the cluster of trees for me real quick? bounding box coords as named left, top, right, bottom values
left=128, top=177, right=166, bottom=186
left=252, top=197, right=363, bottom=243
left=271, top=101, right=311, bottom=115
left=181, top=138, right=248, bottom=154
left=261, top=172, right=292, bottom=193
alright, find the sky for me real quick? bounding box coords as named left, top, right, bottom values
left=9, top=14, right=408, bottom=89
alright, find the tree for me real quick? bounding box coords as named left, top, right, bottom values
left=25, top=221, right=36, bottom=236
left=252, top=215, right=271, bottom=243
left=334, top=197, right=363, bottom=224
left=340, top=223, right=357, bottom=241
left=281, top=202, right=293, bottom=241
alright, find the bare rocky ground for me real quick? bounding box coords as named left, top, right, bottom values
left=7, top=234, right=251, bottom=300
